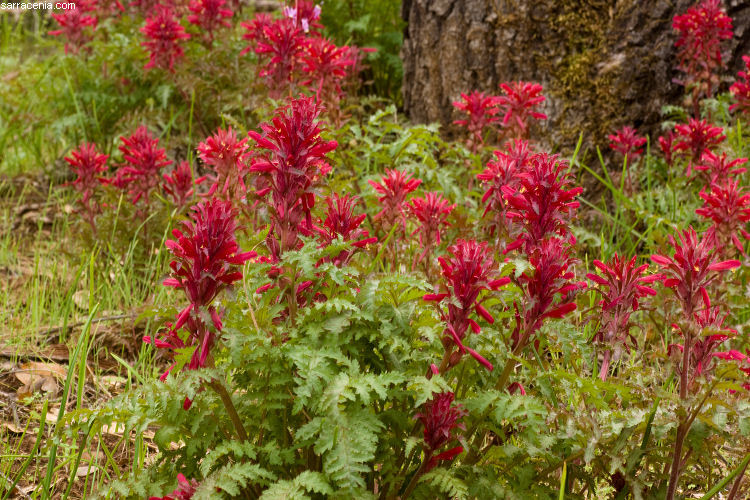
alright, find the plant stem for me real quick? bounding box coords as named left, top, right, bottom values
left=210, top=380, right=248, bottom=442
left=401, top=450, right=433, bottom=500
left=666, top=328, right=694, bottom=500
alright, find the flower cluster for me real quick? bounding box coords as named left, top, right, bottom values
left=587, top=255, right=660, bottom=380
left=141, top=6, right=191, bottom=71
left=730, top=55, right=750, bottom=115
left=414, top=392, right=466, bottom=471
left=114, top=125, right=173, bottom=207
left=163, top=161, right=203, bottom=208
left=694, top=151, right=747, bottom=183
left=497, top=81, right=547, bottom=139
left=368, top=169, right=422, bottom=234
left=197, top=127, right=250, bottom=202
left=424, top=240, right=510, bottom=372
left=312, top=194, right=377, bottom=267
left=673, top=118, right=726, bottom=176
left=608, top=126, right=647, bottom=161
left=283, top=0, right=322, bottom=33
left=452, top=91, right=501, bottom=153
left=49, top=0, right=98, bottom=54
left=148, top=473, right=199, bottom=500
left=696, top=179, right=750, bottom=256
left=64, top=143, right=109, bottom=233
left=187, top=0, right=233, bottom=42
left=408, top=192, right=455, bottom=262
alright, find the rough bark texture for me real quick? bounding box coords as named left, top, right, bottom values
left=401, top=0, right=750, bottom=155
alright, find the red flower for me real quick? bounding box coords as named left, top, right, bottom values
left=673, top=119, right=726, bottom=176
left=696, top=179, right=750, bottom=255
left=693, top=151, right=747, bottom=183
left=49, top=0, right=98, bottom=54
left=115, top=125, right=172, bottom=206
left=476, top=140, right=532, bottom=242
left=650, top=227, right=740, bottom=318
left=368, top=169, right=422, bottom=232
left=187, top=0, right=232, bottom=42
left=64, top=143, right=109, bottom=232
left=253, top=18, right=306, bottom=93
left=425, top=240, right=510, bottom=372
left=148, top=473, right=199, bottom=500
left=713, top=350, right=750, bottom=391
left=587, top=255, right=660, bottom=380
left=512, top=238, right=586, bottom=350
left=141, top=6, right=190, bottom=72
left=283, top=0, right=322, bottom=33
left=300, top=36, right=358, bottom=112
left=313, top=194, right=376, bottom=266
left=496, top=81, right=547, bottom=138
left=672, top=0, right=733, bottom=98
left=452, top=91, right=501, bottom=152
left=163, top=161, right=204, bottom=208
left=197, top=127, right=250, bottom=201
left=248, top=96, right=337, bottom=256
left=503, top=153, right=582, bottom=252
left=658, top=131, right=677, bottom=167
left=730, top=55, right=750, bottom=114
left=408, top=192, right=455, bottom=260
left=608, top=126, right=647, bottom=160
left=415, top=392, right=466, bottom=452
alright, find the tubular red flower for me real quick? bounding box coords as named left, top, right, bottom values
left=49, top=0, right=98, bottom=54
left=197, top=127, right=250, bottom=202
left=673, top=119, right=726, bottom=176
left=253, top=18, right=306, bottom=93
left=452, top=91, right=501, bottom=152
left=693, top=151, right=748, bottom=183
left=587, top=254, right=660, bottom=380
left=141, top=6, right=190, bottom=72
left=368, top=169, right=422, bottom=233
left=163, top=161, right=204, bottom=208
left=414, top=392, right=467, bottom=452
left=408, top=192, right=455, bottom=260
left=503, top=153, right=582, bottom=252
left=114, top=125, right=172, bottom=207
left=249, top=96, right=337, bottom=257
left=608, top=126, right=647, bottom=160
left=496, top=81, right=547, bottom=138
left=187, top=0, right=232, bottom=41
left=313, top=194, right=376, bottom=266
left=696, top=179, right=750, bottom=256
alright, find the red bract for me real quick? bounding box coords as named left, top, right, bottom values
left=64, top=143, right=109, bottom=232
left=650, top=227, right=740, bottom=318
left=414, top=392, right=466, bottom=471
left=141, top=6, right=190, bottom=72
left=49, top=0, right=98, bottom=54
left=452, top=91, right=501, bottom=153
left=496, top=81, right=547, bottom=139
left=693, top=151, right=748, bottom=183
left=713, top=350, right=750, bottom=391
left=658, top=131, right=677, bottom=167
left=151, top=200, right=255, bottom=384
left=148, top=473, right=199, bottom=500
left=477, top=140, right=532, bottom=244
left=313, top=194, right=376, bottom=266
left=587, top=255, right=660, bottom=380
left=730, top=55, right=750, bottom=114
left=368, top=169, right=422, bottom=233
left=300, top=36, right=358, bottom=117
left=512, top=238, right=586, bottom=350
left=408, top=192, right=455, bottom=261
left=248, top=96, right=337, bottom=257
left=197, top=127, right=250, bottom=202
left=253, top=18, right=306, bottom=94
left=163, top=161, right=204, bottom=208
left=283, top=0, right=322, bottom=33
left=115, top=125, right=172, bottom=207
left=240, top=12, right=273, bottom=51
left=503, top=153, right=582, bottom=252
left=608, top=126, right=647, bottom=160
left=696, top=179, right=750, bottom=255
left=672, top=0, right=733, bottom=99
left=425, top=240, right=510, bottom=372
left=187, top=0, right=232, bottom=42
left=673, top=119, right=726, bottom=176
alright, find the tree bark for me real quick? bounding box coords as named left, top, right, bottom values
left=401, top=0, right=750, bottom=155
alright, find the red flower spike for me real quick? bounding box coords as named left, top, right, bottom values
left=49, top=0, right=98, bottom=54
left=283, top=0, right=322, bottom=33
left=608, top=126, right=647, bottom=160
left=650, top=227, right=740, bottom=318
left=673, top=119, right=726, bottom=176
left=427, top=240, right=508, bottom=372
left=114, top=125, right=172, bottom=208
left=658, top=131, right=677, bottom=167
left=141, top=5, right=190, bottom=72
left=694, top=151, right=748, bottom=184
left=148, top=473, right=200, bottom=500
left=197, top=127, right=250, bottom=202
left=163, top=161, right=204, bottom=208
left=369, top=169, right=422, bottom=233
left=414, top=392, right=467, bottom=452
left=730, top=55, right=750, bottom=115
left=672, top=0, right=733, bottom=99
left=408, top=192, right=455, bottom=261
left=587, top=254, right=660, bottom=380
left=313, top=194, right=376, bottom=266
left=253, top=18, right=306, bottom=94
left=713, top=350, right=750, bottom=391
left=249, top=96, right=337, bottom=257
left=300, top=36, right=357, bottom=100
left=452, top=91, right=501, bottom=153
left=696, top=179, right=750, bottom=256
left=187, top=0, right=232, bottom=42
left=503, top=153, right=582, bottom=252
left=513, top=238, right=586, bottom=350
left=149, top=199, right=255, bottom=385
left=64, top=143, right=109, bottom=232
left=496, top=81, right=547, bottom=138
left=240, top=12, right=273, bottom=54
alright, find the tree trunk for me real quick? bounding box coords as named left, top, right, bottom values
left=401, top=0, right=750, bottom=155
